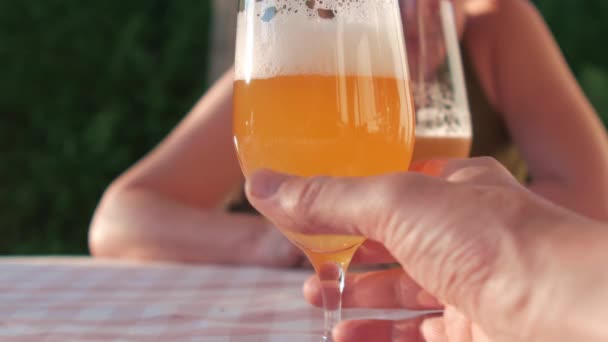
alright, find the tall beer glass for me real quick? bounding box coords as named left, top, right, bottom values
left=233, top=0, right=415, bottom=339
left=404, top=0, right=473, bottom=161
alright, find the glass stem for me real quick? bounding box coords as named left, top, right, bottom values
left=317, top=261, right=346, bottom=342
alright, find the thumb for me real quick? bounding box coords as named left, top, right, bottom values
left=245, top=169, right=440, bottom=244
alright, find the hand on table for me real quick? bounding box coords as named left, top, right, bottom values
left=245, top=158, right=608, bottom=341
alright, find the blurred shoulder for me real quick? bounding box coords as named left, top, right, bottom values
left=461, top=0, right=547, bottom=111
left=463, top=0, right=542, bottom=31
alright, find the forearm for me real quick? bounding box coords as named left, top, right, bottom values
left=89, top=187, right=299, bottom=267
left=463, top=0, right=608, bottom=224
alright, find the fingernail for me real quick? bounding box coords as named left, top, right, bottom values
left=247, top=169, right=290, bottom=199
left=302, top=276, right=319, bottom=294
left=418, top=290, right=442, bottom=308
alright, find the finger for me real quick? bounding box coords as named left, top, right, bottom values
left=440, top=306, right=494, bottom=342
left=333, top=316, right=432, bottom=342
left=444, top=306, right=473, bottom=342
left=421, top=317, right=448, bottom=342
left=442, top=157, right=518, bottom=186
left=351, top=240, right=396, bottom=264
left=245, top=169, right=443, bottom=241
left=245, top=159, right=517, bottom=241
left=412, top=157, right=518, bottom=186
left=303, top=268, right=442, bottom=310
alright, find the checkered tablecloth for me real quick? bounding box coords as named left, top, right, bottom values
left=0, top=258, right=420, bottom=341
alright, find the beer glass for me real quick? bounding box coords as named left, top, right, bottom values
left=233, top=0, right=415, bottom=340
left=404, top=0, right=473, bottom=161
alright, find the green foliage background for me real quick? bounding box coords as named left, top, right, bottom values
left=0, top=1, right=606, bottom=255
left=1, top=1, right=211, bottom=254
left=534, top=0, right=608, bottom=127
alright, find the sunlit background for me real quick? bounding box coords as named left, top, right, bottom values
left=1, top=0, right=607, bottom=255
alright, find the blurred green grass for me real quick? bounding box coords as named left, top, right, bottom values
left=0, top=1, right=606, bottom=255
left=0, top=1, right=211, bottom=254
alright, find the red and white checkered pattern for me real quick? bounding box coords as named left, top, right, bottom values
left=0, top=258, right=420, bottom=341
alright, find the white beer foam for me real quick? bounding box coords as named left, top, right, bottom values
left=414, top=83, right=472, bottom=138
left=235, top=0, right=408, bottom=81
left=415, top=107, right=472, bottom=137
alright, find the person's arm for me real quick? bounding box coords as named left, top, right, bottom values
left=89, top=69, right=301, bottom=267
left=464, top=0, right=608, bottom=221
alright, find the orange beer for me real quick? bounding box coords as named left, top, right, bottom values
left=412, top=136, right=472, bottom=162
left=234, top=75, right=415, bottom=257
left=233, top=2, right=415, bottom=262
